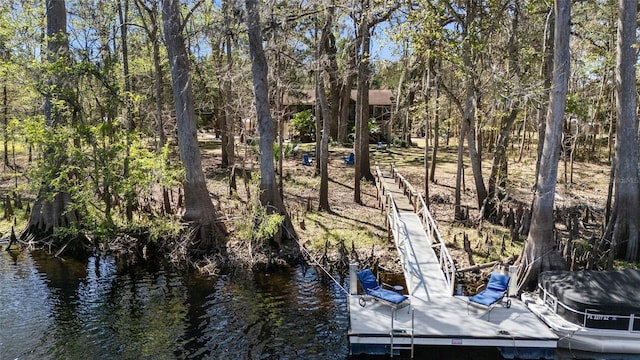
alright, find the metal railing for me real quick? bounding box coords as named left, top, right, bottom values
left=379, top=163, right=456, bottom=296
left=540, top=284, right=639, bottom=332
left=417, top=194, right=456, bottom=295
left=387, top=192, right=412, bottom=292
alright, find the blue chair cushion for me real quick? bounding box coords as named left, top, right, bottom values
left=486, top=273, right=510, bottom=292
left=469, top=272, right=510, bottom=307
left=357, top=269, right=408, bottom=305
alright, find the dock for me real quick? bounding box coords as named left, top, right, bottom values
left=348, top=165, right=557, bottom=358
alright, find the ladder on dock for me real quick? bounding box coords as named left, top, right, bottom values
left=390, top=308, right=414, bottom=359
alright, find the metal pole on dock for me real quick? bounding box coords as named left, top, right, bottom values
left=508, top=265, right=518, bottom=297
left=349, top=263, right=358, bottom=295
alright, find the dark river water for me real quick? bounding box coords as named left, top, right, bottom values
left=0, top=249, right=349, bottom=359
left=3, top=249, right=595, bottom=360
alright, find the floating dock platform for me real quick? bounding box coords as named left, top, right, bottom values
left=347, top=167, right=557, bottom=358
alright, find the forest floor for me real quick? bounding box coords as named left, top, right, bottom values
left=0, top=132, right=619, bottom=291
left=200, top=134, right=616, bottom=291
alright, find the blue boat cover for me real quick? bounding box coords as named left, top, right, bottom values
left=357, top=269, right=408, bottom=304
left=469, top=272, right=510, bottom=307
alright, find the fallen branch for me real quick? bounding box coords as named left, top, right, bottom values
left=457, top=255, right=516, bottom=273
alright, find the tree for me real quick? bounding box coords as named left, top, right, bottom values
left=117, top=0, right=136, bottom=221
left=22, top=0, right=81, bottom=243
left=222, top=0, right=235, bottom=168
left=485, top=2, right=522, bottom=217
left=316, top=2, right=334, bottom=212
left=134, top=0, right=173, bottom=215
left=440, top=0, right=492, bottom=218
left=245, top=0, right=294, bottom=238
left=162, top=0, right=226, bottom=250
left=352, top=0, right=398, bottom=204
left=519, top=0, right=569, bottom=290
left=602, top=0, right=639, bottom=264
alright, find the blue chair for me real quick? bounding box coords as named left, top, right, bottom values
left=302, top=153, right=313, bottom=166
left=344, top=152, right=355, bottom=165
left=468, top=272, right=511, bottom=316
left=356, top=269, right=409, bottom=310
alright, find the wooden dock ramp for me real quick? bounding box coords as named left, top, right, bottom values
left=348, top=164, right=557, bottom=358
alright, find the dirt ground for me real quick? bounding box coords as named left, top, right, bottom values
left=200, top=135, right=614, bottom=287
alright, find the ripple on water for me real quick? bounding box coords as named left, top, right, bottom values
left=1, top=252, right=350, bottom=360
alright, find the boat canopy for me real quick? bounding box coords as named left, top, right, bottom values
left=539, top=269, right=640, bottom=330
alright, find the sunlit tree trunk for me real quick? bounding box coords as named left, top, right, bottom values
left=245, top=0, right=293, bottom=232
left=603, top=0, right=640, bottom=264
left=163, top=0, right=226, bottom=249
left=534, top=6, right=555, bottom=186
left=134, top=0, right=172, bottom=215
left=2, top=83, right=7, bottom=166
left=23, top=0, right=80, bottom=243
left=223, top=0, right=235, bottom=169
left=325, top=30, right=340, bottom=140
left=356, top=15, right=373, bottom=183
left=430, top=62, right=439, bottom=184
left=318, top=75, right=331, bottom=211
left=486, top=4, right=520, bottom=218
left=117, top=0, right=136, bottom=221
left=317, top=3, right=334, bottom=212
left=423, top=61, right=430, bottom=206
left=519, top=0, right=569, bottom=290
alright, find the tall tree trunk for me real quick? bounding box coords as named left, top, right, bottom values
left=463, top=80, right=487, bottom=210
left=519, top=0, right=569, bottom=291
left=455, top=2, right=487, bottom=212
left=430, top=66, right=439, bottom=183
left=245, top=0, right=295, bottom=239
left=23, top=0, right=80, bottom=243
left=222, top=0, right=235, bottom=169
left=391, top=62, right=406, bottom=144
left=318, top=75, right=331, bottom=211
left=2, top=83, right=7, bottom=166
left=485, top=4, right=520, bottom=218
left=117, top=0, right=136, bottom=221
left=134, top=0, right=172, bottom=215
left=404, top=85, right=415, bottom=144
left=163, top=0, right=226, bottom=249
left=534, top=6, right=555, bottom=186
left=317, top=3, right=334, bottom=212
left=423, top=63, right=430, bottom=206
left=487, top=109, right=519, bottom=203
left=454, top=119, right=468, bottom=220
left=357, top=18, right=373, bottom=182
left=325, top=27, right=340, bottom=140
left=152, top=7, right=172, bottom=215
left=517, top=106, right=527, bottom=163
left=338, top=70, right=354, bottom=144
left=603, top=0, right=640, bottom=263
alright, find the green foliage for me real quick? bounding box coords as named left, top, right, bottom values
left=566, top=94, right=589, bottom=119
left=290, top=110, right=315, bottom=142
left=392, top=137, right=408, bottom=148
left=273, top=141, right=298, bottom=161
left=237, top=201, right=285, bottom=244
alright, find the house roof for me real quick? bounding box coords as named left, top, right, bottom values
left=283, top=89, right=316, bottom=106
left=283, top=89, right=393, bottom=106
left=356, top=89, right=394, bottom=106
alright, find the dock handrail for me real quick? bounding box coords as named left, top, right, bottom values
left=374, top=165, right=386, bottom=210
left=386, top=192, right=412, bottom=292
left=391, top=163, right=419, bottom=212
left=418, top=194, right=456, bottom=295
